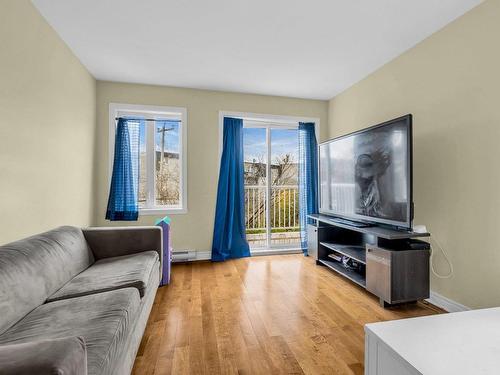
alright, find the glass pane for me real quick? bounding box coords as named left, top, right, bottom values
left=270, top=129, right=300, bottom=246
left=243, top=127, right=267, bottom=248
left=155, top=121, right=181, bottom=207
left=138, top=122, right=147, bottom=207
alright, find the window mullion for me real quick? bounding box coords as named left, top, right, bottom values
left=178, top=121, right=183, bottom=207
left=146, top=120, right=156, bottom=208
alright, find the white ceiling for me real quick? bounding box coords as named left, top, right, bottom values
left=32, top=0, right=481, bottom=100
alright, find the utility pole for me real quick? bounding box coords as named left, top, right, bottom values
left=157, top=123, right=174, bottom=167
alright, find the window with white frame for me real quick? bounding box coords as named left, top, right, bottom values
left=109, top=103, right=187, bottom=214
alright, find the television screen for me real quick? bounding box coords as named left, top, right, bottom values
left=319, top=115, right=412, bottom=228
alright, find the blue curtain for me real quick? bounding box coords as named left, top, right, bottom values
left=211, top=117, right=251, bottom=261
left=106, top=118, right=141, bottom=221
left=298, top=122, right=319, bottom=254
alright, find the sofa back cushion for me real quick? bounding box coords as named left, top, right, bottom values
left=0, top=226, right=94, bottom=335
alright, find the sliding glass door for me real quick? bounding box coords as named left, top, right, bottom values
left=243, top=122, right=300, bottom=250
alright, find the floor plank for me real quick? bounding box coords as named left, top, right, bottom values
left=132, top=255, right=442, bottom=375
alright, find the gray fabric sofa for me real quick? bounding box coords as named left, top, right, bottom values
left=0, top=226, right=162, bottom=375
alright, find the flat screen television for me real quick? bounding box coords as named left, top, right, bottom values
left=319, top=115, right=413, bottom=229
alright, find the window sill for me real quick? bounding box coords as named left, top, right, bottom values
left=139, top=207, right=188, bottom=216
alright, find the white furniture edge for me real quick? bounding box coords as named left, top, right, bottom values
left=365, top=327, right=422, bottom=375
left=365, top=307, right=500, bottom=375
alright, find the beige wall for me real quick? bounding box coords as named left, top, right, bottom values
left=5, top=0, right=494, bottom=309
left=327, top=0, right=499, bottom=308
left=95, top=81, right=328, bottom=251
left=0, top=0, right=96, bottom=244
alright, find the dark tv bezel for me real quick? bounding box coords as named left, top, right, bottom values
left=318, top=114, right=413, bottom=230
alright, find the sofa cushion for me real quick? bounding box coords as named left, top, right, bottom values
left=48, top=251, right=159, bottom=302
left=0, top=288, right=140, bottom=375
left=0, top=226, right=94, bottom=335
left=0, top=336, right=87, bottom=375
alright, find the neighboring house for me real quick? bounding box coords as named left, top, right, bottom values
left=244, top=160, right=298, bottom=186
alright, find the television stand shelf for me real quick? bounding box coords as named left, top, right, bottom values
left=308, top=214, right=431, bottom=307
left=318, top=259, right=367, bottom=288
left=320, top=242, right=366, bottom=264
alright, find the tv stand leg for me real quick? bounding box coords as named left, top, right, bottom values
left=379, top=298, right=391, bottom=308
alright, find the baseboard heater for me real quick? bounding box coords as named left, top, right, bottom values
left=171, top=250, right=196, bottom=262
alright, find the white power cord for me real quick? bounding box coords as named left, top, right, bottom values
left=429, top=234, right=454, bottom=279
left=414, top=225, right=453, bottom=279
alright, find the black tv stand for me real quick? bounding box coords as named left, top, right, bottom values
left=307, top=214, right=431, bottom=307
left=327, top=216, right=374, bottom=228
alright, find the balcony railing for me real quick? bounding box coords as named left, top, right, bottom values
left=244, top=185, right=300, bottom=246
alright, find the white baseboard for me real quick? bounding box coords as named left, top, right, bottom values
left=426, top=291, right=470, bottom=313
left=171, top=250, right=211, bottom=262
left=195, top=251, right=211, bottom=261
left=172, top=249, right=302, bottom=262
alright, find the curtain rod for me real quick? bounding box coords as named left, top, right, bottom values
left=115, top=117, right=181, bottom=122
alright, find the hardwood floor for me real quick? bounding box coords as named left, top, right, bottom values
left=133, top=254, right=442, bottom=375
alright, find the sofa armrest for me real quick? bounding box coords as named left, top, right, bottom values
left=83, top=226, right=163, bottom=280
left=0, top=336, right=87, bottom=375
